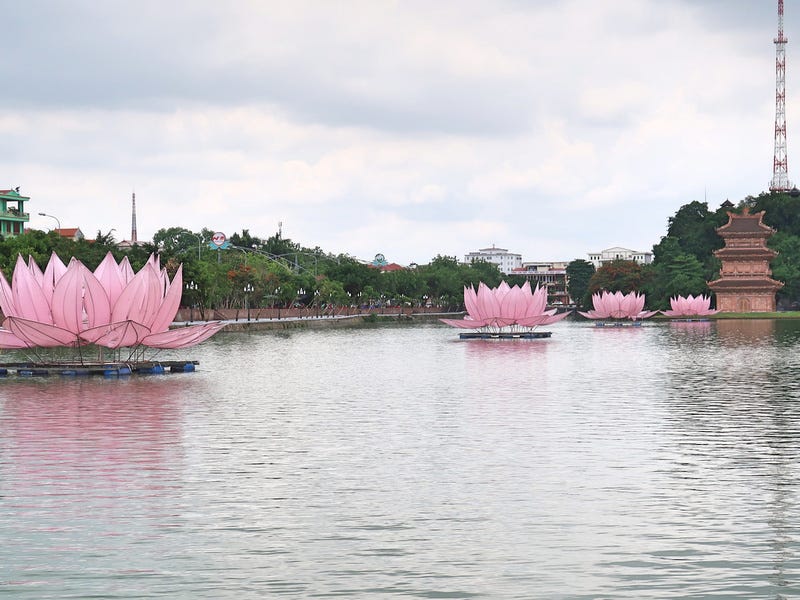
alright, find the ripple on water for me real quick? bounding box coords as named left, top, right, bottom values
left=3, top=321, right=800, bottom=598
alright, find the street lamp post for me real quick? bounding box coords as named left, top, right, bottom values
left=38, top=212, right=61, bottom=231
left=193, top=233, right=203, bottom=261
left=185, top=280, right=198, bottom=322
left=244, top=283, right=254, bottom=321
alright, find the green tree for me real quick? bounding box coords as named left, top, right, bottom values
left=421, top=255, right=464, bottom=307
left=769, top=231, right=800, bottom=305
left=566, top=259, right=595, bottom=308
left=463, top=259, right=503, bottom=289
left=664, top=200, right=727, bottom=263
left=588, top=260, right=648, bottom=295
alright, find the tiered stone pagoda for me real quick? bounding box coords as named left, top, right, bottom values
left=708, top=207, right=783, bottom=312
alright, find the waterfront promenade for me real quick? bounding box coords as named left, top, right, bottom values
left=173, top=306, right=461, bottom=332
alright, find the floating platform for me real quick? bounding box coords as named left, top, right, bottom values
left=669, top=318, right=711, bottom=322
left=0, top=360, right=199, bottom=378
left=459, top=331, right=552, bottom=339
left=593, top=321, right=643, bottom=328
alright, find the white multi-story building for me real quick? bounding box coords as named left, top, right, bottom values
left=587, top=246, right=653, bottom=269
left=464, top=245, right=522, bottom=275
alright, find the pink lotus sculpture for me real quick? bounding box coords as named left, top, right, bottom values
left=661, top=294, right=719, bottom=318
left=578, top=290, right=657, bottom=321
left=439, top=281, right=570, bottom=332
left=0, top=252, right=224, bottom=350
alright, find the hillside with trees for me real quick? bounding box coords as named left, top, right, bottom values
left=568, top=191, right=800, bottom=310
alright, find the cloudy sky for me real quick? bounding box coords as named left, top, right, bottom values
left=1, top=0, right=793, bottom=265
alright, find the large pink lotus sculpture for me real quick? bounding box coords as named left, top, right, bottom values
left=578, top=290, right=657, bottom=321
left=0, top=252, right=224, bottom=350
left=439, top=281, right=570, bottom=332
left=661, top=294, right=719, bottom=318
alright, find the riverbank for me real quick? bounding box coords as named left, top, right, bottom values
left=176, top=311, right=463, bottom=333
left=652, top=311, right=800, bottom=320
left=177, top=309, right=800, bottom=334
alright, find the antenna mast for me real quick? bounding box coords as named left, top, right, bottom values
left=131, top=191, right=138, bottom=243
left=771, top=0, right=793, bottom=192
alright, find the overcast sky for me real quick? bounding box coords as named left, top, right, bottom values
left=0, top=0, right=793, bottom=265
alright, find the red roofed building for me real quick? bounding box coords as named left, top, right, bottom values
left=53, top=228, right=85, bottom=241
left=708, top=208, right=783, bottom=312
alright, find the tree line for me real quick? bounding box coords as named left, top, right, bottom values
left=0, top=226, right=511, bottom=315
left=565, top=191, right=800, bottom=310
left=7, top=190, right=798, bottom=314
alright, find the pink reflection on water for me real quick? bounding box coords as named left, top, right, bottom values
left=461, top=338, right=550, bottom=357
left=1, top=377, right=192, bottom=489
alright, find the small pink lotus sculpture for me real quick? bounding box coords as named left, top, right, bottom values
left=578, top=290, right=657, bottom=321
left=439, top=281, right=570, bottom=332
left=661, top=294, right=719, bottom=318
left=0, top=252, right=224, bottom=350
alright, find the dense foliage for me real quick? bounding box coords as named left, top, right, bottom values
left=9, top=190, right=800, bottom=314
left=0, top=227, right=507, bottom=314
left=565, top=259, right=595, bottom=309
left=635, top=192, right=800, bottom=309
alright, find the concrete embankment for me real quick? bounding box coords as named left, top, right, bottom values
left=176, top=312, right=464, bottom=333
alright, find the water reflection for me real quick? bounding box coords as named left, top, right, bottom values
left=655, top=319, right=800, bottom=598
left=0, top=377, right=196, bottom=595
left=461, top=337, right=550, bottom=357
left=2, top=377, right=187, bottom=475
left=715, top=318, right=776, bottom=346
left=4, top=323, right=800, bottom=598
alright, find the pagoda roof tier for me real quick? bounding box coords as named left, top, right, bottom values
left=716, top=208, right=776, bottom=236
left=708, top=277, right=784, bottom=291
left=714, top=247, right=778, bottom=259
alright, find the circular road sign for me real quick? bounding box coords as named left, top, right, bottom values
left=211, top=231, right=227, bottom=247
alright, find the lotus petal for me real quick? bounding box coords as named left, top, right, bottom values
left=80, top=320, right=152, bottom=349
left=93, top=252, right=128, bottom=307
left=110, top=263, right=163, bottom=327
left=148, top=264, right=183, bottom=333
left=11, top=256, right=52, bottom=323
left=439, top=317, right=491, bottom=329
left=463, top=285, right=483, bottom=321
left=0, top=269, right=16, bottom=318
left=41, top=252, right=68, bottom=302
left=5, top=317, right=79, bottom=347
left=142, top=322, right=226, bottom=349
left=0, top=328, right=32, bottom=348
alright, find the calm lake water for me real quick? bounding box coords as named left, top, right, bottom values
left=3, top=318, right=800, bottom=599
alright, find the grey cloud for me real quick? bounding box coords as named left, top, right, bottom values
left=1, top=1, right=538, bottom=136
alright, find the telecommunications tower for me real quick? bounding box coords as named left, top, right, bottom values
left=131, top=191, right=138, bottom=244
left=770, top=0, right=793, bottom=191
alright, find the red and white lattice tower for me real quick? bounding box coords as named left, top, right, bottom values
left=771, top=0, right=793, bottom=191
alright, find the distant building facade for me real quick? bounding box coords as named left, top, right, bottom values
left=587, top=246, right=653, bottom=269
left=511, top=261, right=571, bottom=305
left=0, top=188, right=30, bottom=238
left=464, top=245, right=522, bottom=275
